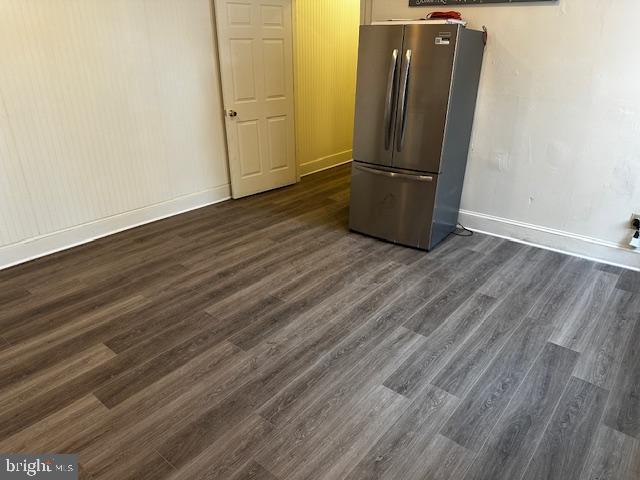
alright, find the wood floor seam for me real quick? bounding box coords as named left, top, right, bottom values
left=154, top=448, right=178, bottom=472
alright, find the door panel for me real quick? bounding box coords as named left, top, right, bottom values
left=215, top=0, right=296, bottom=198
left=263, top=40, right=286, bottom=98
left=230, top=39, right=257, bottom=101
left=393, top=25, right=458, bottom=174
left=349, top=162, right=438, bottom=250
left=353, top=25, right=404, bottom=167
left=227, top=2, right=252, bottom=25
left=267, top=116, right=288, bottom=170
left=237, top=120, right=261, bottom=176
left=262, top=5, right=284, bottom=25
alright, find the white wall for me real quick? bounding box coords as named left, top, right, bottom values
left=0, top=0, right=230, bottom=269
left=365, top=0, right=640, bottom=269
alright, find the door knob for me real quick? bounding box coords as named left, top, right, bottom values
left=226, top=110, right=238, bottom=118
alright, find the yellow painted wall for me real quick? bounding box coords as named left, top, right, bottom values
left=294, top=0, right=360, bottom=176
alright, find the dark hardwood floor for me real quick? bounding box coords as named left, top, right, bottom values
left=1, top=163, right=639, bottom=479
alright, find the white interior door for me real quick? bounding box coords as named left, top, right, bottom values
left=215, top=0, right=297, bottom=199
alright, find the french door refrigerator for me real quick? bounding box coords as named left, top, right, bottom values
left=349, top=23, right=485, bottom=250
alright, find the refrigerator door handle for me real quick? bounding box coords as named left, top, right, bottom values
left=396, top=49, right=412, bottom=153
left=383, top=49, right=399, bottom=150
left=354, top=163, right=433, bottom=182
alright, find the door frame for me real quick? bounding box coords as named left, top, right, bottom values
left=291, top=0, right=300, bottom=182
left=360, top=0, right=373, bottom=25
left=209, top=0, right=300, bottom=197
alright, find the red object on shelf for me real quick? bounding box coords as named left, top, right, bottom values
left=426, top=11, right=463, bottom=20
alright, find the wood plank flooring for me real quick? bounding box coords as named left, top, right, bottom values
left=1, top=163, right=639, bottom=479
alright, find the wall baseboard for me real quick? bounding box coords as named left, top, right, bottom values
left=7, top=184, right=636, bottom=272
left=300, top=150, right=353, bottom=177
left=459, top=209, right=640, bottom=272
left=0, top=184, right=231, bottom=271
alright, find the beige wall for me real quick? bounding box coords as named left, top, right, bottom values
left=0, top=0, right=230, bottom=269
left=366, top=0, right=640, bottom=269
left=294, top=0, right=360, bottom=176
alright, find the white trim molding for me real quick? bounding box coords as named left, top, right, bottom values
left=360, top=0, right=373, bottom=25
left=300, top=151, right=353, bottom=177
left=0, top=184, right=231, bottom=271
left=459, top=209, right=640, bottom=272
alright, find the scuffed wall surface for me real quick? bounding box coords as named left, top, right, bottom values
left=369, top=0, right=640, bottom=267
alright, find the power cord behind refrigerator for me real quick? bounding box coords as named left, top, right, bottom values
left=452, top=223, right=474, bottom=237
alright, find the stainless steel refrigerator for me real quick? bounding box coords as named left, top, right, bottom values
left=349, top=23, right=485, bottom=250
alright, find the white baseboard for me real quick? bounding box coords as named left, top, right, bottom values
left=7, top=185, right=636, bottom=273
left=459, top=209, right=640, bottom=272
left=300, top=150, right=353, bottom=177
left=0, top=184, right=231, bottom=271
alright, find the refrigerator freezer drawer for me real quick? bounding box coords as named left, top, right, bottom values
left=349, top=162, right=438, bottom=250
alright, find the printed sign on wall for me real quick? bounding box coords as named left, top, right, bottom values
left=409, top=0, right=554, bottom=5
